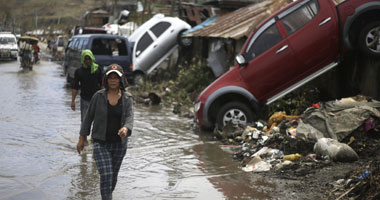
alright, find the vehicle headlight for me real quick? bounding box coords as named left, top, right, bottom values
left=194, top=101, right=201, bottom=113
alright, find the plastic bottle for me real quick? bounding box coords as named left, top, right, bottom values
left=283, top=153, right=302, bottom=161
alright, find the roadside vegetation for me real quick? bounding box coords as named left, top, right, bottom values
left=130, top=57, right=216, bottom=107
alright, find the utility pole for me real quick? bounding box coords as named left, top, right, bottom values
left=112, top=0, right=118, bottom=23
left=170, top=0, right=176, bottom=16
left=35, top=10, right=38, bottom=29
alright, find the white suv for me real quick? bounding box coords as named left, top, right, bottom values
left=0, top=32, right=18, bottom=60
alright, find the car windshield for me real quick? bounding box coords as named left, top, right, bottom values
left=58, top=38, right=64, bottom=46
left=0, top=37, right=16, bottom=44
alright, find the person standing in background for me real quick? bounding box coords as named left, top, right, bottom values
left=71, top=49, right=102, bottom=122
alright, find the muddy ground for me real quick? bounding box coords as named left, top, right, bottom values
left=283, top=131, right=379, bottom=200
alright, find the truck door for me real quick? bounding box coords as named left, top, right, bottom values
left=239, top=18, right=302, bottom=100
left=279, top=0, right=339, bottom=72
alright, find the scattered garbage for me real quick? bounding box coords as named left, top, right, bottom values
left=305, top=153, right=318, bottom=162
left=364, top=117, right=376, bottom=132
left=286, top=127, right=297, bottom=137
left=359, top=170, right=371, bottom=179
left=283, top=153, right=302, bottom=161
left=242, top=156, right=272, bottom=172
left=314, top=138, right=359, bottom=162
left=263, top=149, right=284, bottom=159
left=215, top=95, right=380, bottom=199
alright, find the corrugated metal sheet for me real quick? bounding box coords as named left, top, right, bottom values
left=184, top=0, right=290, bottom=39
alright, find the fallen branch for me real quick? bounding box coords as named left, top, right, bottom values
left=336, top=181, right=361, bottom=200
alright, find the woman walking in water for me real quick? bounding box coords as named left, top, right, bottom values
left=77, top=64, right=134, bottom=200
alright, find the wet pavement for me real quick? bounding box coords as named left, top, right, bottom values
left=0, top=60, right=278, bottom=200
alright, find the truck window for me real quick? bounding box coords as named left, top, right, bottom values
left=245, top=19, right=282, bottom=60
left=80, top=39, right=89, bottom=50
left=1, top=37, right=16, bottom=44
left=333, top=0, right=346, bottom=5
left=73, top=39, right=80, bottom=50
left=77, top=39, right=84, bottom=50
left=68, top=39, right=76, bottom=49
left=280, top=0, right=319, bottom=35
left=150, top=22, right=171, bottom=38
left=57, top=37, right=64, bottom=46
left=91, top=38, right=112, bottom=56
left=0, top=37, right=16, bottom=44
left=110, top=38, right=127, bottom=56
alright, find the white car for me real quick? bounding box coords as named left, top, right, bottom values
left=128, top=14, right=191, bottom=82
left=0, top=32, right=18, bottom=60
left=54, top=35, right=67, bottom=60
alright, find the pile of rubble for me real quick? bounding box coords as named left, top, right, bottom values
left=215, top=95, right=380, bottom=199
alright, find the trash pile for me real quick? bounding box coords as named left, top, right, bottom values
left=215, top=95, right=380, bottom=199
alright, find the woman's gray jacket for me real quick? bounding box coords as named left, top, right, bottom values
left=80, top=89, right=134, bottom=147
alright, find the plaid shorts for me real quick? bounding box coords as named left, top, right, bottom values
left=93, top=142, right=127, bottom=199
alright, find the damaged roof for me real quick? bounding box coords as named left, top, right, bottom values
left=184, top=0, right=291, bottom=39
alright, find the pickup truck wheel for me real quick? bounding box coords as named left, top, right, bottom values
left=216, top=101, right=254, bottom=128
left=358, top=21, right=380, bottom=57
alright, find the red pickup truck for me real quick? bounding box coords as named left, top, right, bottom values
left=194, top=0, right=380, bottom=129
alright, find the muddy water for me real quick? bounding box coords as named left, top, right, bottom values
left=0, top=60, right=277, bottom=200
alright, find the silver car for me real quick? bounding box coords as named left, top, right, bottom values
left=0, top=32, right=18, bottom=60
left=129, top=14, right=191, bottom=82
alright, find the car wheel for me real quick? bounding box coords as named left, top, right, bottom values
left=216, top=101, right=254, bottom=128
left=358, top=21, right=380, bottom=57
left=177, top=29, right=192, bottom=47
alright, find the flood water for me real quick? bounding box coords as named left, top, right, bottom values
left=0, top=60, right=280, bottom=200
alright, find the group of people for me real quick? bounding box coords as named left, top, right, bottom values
left=18, top=41, right=40, bottom=67
left=72, top=49, right=134, bottom=200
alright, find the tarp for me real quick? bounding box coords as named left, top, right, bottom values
left=296, top=99, right=380, bottom=142
left=207, top=40, right=227, bottom=77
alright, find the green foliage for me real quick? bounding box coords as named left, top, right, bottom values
left=170, top=61, right=215, bottom=103
left=268, top=87, right=321, bottom=117
left=137, top=58, right=216, bottom=105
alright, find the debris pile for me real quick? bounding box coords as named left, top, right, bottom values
left=215, top=95, right=380, bottom=199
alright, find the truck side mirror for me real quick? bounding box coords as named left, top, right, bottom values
left=235, top=54, right=248, bottom=66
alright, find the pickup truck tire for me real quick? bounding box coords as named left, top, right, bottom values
left=216, top=101, right=254, bottom=128
left=358, top=21, right=380, bottom=57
